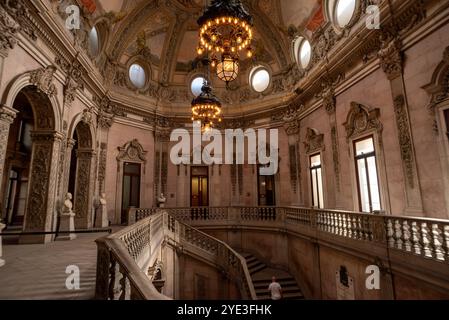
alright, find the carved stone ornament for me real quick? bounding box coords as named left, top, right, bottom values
left=117, top=139, right=147, bottom=162
left=30, top=66, right=58, bottom=97
left=0, top=5, right=19, bottom=56
left=304, top=128, right=324, bottom=154
left=344, top=102, right=382, bottom=140
left=378, top=37, right=403, bottom=80
left=423, top=46, right=449, bottom=112
left=393, top=95, right=415, bottom=188
left=0, top=0, right=37, bottom=41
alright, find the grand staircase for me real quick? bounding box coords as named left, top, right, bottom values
left=241, top=253, right=305, bottom=300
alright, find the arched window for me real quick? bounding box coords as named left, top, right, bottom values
left=191, top=76, right=206, bottom=96
left=249, top=66, right=270, bottom=93
left=129, top=64, right=147, bottom=89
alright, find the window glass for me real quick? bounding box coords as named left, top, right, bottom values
left=336, top=0, right=356, bottom=28
left=310, top=154, right=321, bottom=167
left=355, top=137, right=375, bottom=156
left=89, top=26, right=99, bottom=56
left=129, top=64, right=146, bottom=89
left=251, top=68, right=270, bottom=92
left=191, top=77, right=205, bottom=96
left=300, top=40, right=312, bottom=68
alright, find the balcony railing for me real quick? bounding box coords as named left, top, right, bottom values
left=126, top=207, right=449, bottom=265
left=96, top=211, right=256, bottom=300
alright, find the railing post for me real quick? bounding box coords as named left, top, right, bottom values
left=127, top=208, right=137, bottom=226
left=95, top=237, right=112, bottom=300
left=0, top=222, right=5, bottom=267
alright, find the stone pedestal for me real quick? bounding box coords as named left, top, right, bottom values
left=95, top=204, right=109, bottom=228
left=0, top=223, right=5, bottom=267
left=56, top=212, right=77, bottom=241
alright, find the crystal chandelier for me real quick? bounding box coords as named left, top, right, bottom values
left=191, top=81, right=222, bottom=132
left=197, top=0, right=254, bottom=85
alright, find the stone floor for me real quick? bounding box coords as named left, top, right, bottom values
left=0, top=232, right=104, bottom=300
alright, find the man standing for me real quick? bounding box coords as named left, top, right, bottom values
left=268, top=276, right=283, bottom=300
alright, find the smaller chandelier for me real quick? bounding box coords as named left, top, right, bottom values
left=197, top=0, right=254, bottom=85
left=191, top=81, right=222, bottom=132
left=216, top=53, right=239, bottom=83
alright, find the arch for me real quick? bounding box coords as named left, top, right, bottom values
left=66, top=114, right=96, bottom=229
left=1, top=69, right=62, bottom=132
left=423, top=46, right=449, bottom=112
left=3, top=85, right=63, bottom=243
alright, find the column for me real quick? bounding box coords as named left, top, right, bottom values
left=21, top=131, right=63, bottom=244
left=0, top=105, right=17, bottom=218
left=284, top=119, right=302, bottom=206
left=378, top=37, right=423, bottom=214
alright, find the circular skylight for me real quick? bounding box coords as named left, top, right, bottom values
left=250, top=67, right=270, bottom=93
left=88, top=26, right=99, bottom=56
left=191, top=77, right=206, bottom=96
left=129, top=64, right=147, bottom=89
left=336, top=0, right=356, bottom=28
left=299, top=39, right=312, bottom=68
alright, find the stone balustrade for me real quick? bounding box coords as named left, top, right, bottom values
left=146, top=206, right=448, bottom=264
left=96, top=211, right=256, bottom=300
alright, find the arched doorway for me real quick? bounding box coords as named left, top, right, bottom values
left=1, top=85, right=60, bottom=243
left=67, top=121, right=95, bottom=229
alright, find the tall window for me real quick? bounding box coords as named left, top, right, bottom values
left=354, top=137, right=381, bottom=212
left=310, top=154, right=324, bottom=208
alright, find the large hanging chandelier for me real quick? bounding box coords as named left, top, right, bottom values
left=191, top=81, right=222, bottom=132
left=197, top=0, right=254, bottom=85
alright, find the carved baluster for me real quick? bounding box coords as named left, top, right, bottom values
left=421, top=223, right=432, bottom=258
left=386, top=219, right=394, bottom=248
left=410, top=221, right=420, bottom=255
left=432, top=223, right=444, bottom=261
left=402, top=220, right=412, bottom=252
left=118, top=266, right=128, bottom=300
left=443, top=225, right=449, bottom=262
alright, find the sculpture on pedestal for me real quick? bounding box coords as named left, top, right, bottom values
left=56, top=193, right=77, bottom=241
left=95, top=193, right=109, bottom=228
left=157, top=193, right=167, bottom=208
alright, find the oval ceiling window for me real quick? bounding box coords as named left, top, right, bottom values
left=191, top=76, right=206, bottom=96
left=299, top=39, right=312, bottom=69
left=250, top=67, right=270, bottom=93
left=336, top=0, right=356, bottom=28
left=129, top=63, right=147, bottom=89
left=88, top=26, right=100, bottom=57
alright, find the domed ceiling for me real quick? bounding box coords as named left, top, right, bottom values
left=92, top=0, right=322, bottom=86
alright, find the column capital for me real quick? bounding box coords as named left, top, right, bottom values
left=378, top=37, right=403, bottom=81
left=0, top=105, right=18, bottom=124
left=30, top=131, right=64, bottom=143
left=67, top=138, right=76, bottom=149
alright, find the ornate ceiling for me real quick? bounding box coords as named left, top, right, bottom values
left=92, top=0, right=322, bottom=87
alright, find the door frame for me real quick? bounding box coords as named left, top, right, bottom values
left=190, top=166, right=209, bottom=207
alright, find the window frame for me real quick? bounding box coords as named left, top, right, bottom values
left=249, top=65, right=272, bottom=93
left=309, top=153, right=325, bottom=209
left=126, top=58, right=151, bottom=90
left=353, top=136, right=382, bottom=213
left=292, top=36, right=313, bottom=71
left=324, top=0, right=362, bottom=34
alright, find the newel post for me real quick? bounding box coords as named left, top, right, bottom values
left=95, top=237, right=112, bottom=300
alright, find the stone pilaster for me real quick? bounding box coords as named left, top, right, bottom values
left=0, top=222, right=5, bottom=267
left=21, top=131, right=63, bottom=244
left=378, top=37, right=423, bottom=214
left=0, top=105, right=18, bottom=217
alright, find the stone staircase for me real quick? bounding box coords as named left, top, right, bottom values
left=241, top=253, right=305, bottom=301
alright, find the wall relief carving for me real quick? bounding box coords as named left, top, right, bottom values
left=304, top=128, right=324, bottom=154
left=344, top=102, right=382, bottom=140
left=29, top=66, right=58, bottom=98
left=117, top=139, right=147, bottom=163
